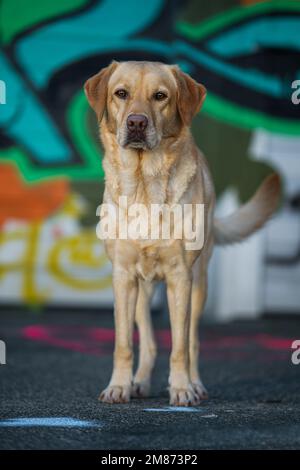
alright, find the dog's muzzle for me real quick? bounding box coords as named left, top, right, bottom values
left=125, top=114, right=148, bottom=147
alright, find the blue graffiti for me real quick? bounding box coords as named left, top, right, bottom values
left=176, top=41, right=283, bottom=98
left=1, top=0, right=300, bottom=170
left=0, top=0, right=166, bottom=165
left=144, top=406, right=203, bottom=412
left=207, top=17, right=300, bottom=58
left=0, top=417, right=101, bottom=427
left=144, top=407, right=218, bottom=416
left=16, top=0, right=164, bottom=88
left=0, top=52, right=71, bottom=163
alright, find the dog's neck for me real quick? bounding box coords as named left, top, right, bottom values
left=100, top=124, right=197, bottom=206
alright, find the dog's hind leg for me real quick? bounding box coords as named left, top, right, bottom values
left=132, top=280, right=156, bottom=398
left=189, top=255, right=209, bottom=400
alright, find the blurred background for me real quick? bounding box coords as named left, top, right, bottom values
left=0, top=0, right=300, bottom=321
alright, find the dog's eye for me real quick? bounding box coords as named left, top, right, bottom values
left=154, top=91, right=167, bottom=101
left=115, top=89, right=128, bottom=99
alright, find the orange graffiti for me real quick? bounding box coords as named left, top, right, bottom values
left=0, top=163, right=69, bottom=226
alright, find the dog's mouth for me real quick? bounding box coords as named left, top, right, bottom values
left=119, top=126, right=159, bottom=150
left=125, top=134, right=148, bottom=149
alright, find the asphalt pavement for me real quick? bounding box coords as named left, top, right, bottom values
left=0, top=310, right=299, bottom=449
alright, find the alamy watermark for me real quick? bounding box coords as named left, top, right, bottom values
left=0, top=80, right=6, bottom=105
left=291, top=80, right=300, bottom=105
left=0, top=340, right=6, bottom=365
left=291, top=340, right=300, bottom=365
left=96, top=197, right=205, bottom=250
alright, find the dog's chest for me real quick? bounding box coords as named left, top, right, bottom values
left=135, top=245, right=164, bottom=282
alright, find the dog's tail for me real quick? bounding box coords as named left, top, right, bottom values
left=214, top=173, right=281, bottom=246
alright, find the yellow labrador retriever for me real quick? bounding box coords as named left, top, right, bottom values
left=84, top=61, right=280, bottom=406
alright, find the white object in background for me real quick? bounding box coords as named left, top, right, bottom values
left=250, top=128, right=300, bottom=315
left=207, top=129, right=300, bottom=321
left=211, top=189, right=265, bottom=322
left=250, top=129, right=300, bottom=196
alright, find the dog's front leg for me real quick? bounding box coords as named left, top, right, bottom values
left=132, top=280, right=156, bottom=398
left=166, top=269, right=201, bottom=407
left=99, top=270, right=138, bottom=404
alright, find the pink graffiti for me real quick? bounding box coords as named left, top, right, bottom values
left=20, top=325, right=294, bottom=361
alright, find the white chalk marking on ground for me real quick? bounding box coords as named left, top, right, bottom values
left=144, top=406, right=216, bottom=414
left=0, top=417, right=101, bottom=428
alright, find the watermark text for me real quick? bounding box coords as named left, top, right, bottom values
left=0, top=340, right=6, bottom=365
left=0, top=80, right=6, bottom=104
left=96, top=198, right=205, bottom=250
left=291, top=80, right=300, bottom=105
left=291, top=340, right=300, bottom=365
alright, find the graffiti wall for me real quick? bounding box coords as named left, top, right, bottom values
left=0, top=0, right=299, bottom=308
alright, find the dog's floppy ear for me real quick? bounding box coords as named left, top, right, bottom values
left=171, top=66, right=206, bottom=126
left=84, top=61, right=118, bottom=121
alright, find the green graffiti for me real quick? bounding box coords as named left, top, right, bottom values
left=203, top=93, right=300, bottom=136
left=176, top=0, right=300, bottom=135
left=66, top=90, right=104, bottom=179
left=176, top=1, right=300, bottom=41
left=0, top=0, right=89, bottom=44
left=0, top=90, right=103, bottom=181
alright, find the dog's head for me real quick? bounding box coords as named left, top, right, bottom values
left=84, top=61, right=206, bottom=150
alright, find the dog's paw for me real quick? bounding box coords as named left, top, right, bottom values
left=169, top=385, right=201, bottom=407
left=131, top=380, right=151, bottom=398
left=99, top=385, right=131, bottom=404
left=192, top=380, right=208, bottom=400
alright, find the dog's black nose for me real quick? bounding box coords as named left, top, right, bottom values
left=127, top=114, right=148, bottom=132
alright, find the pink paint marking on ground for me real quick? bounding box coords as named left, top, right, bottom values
left=22, top=325, right=105, bottom=355
left=21, top=325, right=294, bottom=358
left=88, top=327, right=141, bottom=344
left=255, top=334, right=294, bottom=351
